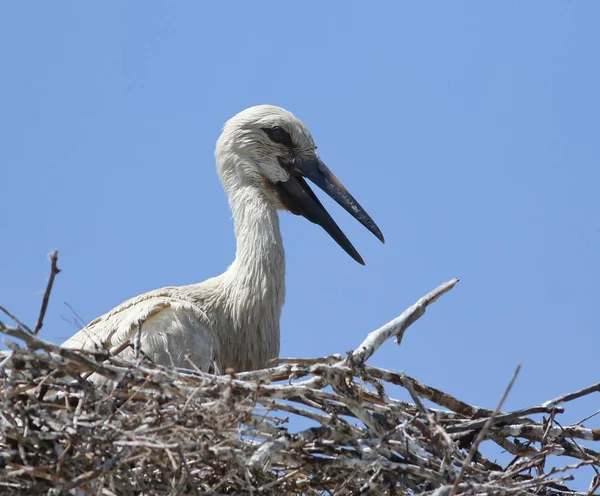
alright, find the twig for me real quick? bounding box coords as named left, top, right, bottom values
left=0, top=305, right=33, bottom=333
left=63, top=301, right=87, bottom=329
left=554, top=419, right=600, bottom=477
left=366, top=365, right=496, bottom=418
left=449, top=364, right=521, bottom=496
left=578, top=409, right=600, bottom=426
left=33, top=249, right=61, bottom=335
left=350, top=278, right=459, bottom=365
left=0, top=324, right=122, bottom=381
left=542, top=381, right=600, bottom=409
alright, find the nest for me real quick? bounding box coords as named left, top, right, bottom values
left=0, top=253, right=599, bottom=495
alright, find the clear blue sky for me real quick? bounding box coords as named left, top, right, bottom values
left=1, top=2, right=599, bottom=485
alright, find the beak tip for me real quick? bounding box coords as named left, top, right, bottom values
left=373, top=226, right=385, bottom=244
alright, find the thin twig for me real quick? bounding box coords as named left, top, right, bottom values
left=578, top=409, right=600, bottom=426
left=63, top=301, right=87, bottom=329
left=449, top=364, right=522, bottom=496
left=0, top=305, right=33, bottom=333
left=33, top=249, right=61, bottom=335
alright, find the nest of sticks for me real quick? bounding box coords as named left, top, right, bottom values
left=0, top=253, right=599, bottom=495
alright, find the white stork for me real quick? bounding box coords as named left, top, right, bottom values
left=63, top=105, right=384, bottom=380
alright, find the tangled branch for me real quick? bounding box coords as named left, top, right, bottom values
left=0, top=254, right=598, bottom=495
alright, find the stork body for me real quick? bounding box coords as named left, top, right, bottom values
left=63, top=105, right=382, bottom=379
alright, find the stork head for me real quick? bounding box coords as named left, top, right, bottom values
left=216, top=105, right=384, bottom=265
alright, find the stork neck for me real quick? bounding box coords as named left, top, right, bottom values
left=224, top=184, right=285, bottom=293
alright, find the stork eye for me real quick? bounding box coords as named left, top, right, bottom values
left=263, top=126, right=294, bottom=147
left=270, top=127, right=286, bottom=142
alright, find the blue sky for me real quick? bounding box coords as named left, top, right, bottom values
left=1, top=1, right=599, bottom=486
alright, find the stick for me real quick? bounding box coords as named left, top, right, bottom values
left=449, top=364, right=521, bottom=496
left=0, top=306, right=33, bottom=334
left=350, top=278, right=459, bottom=365
left=542, top=382, right=600, bottom=409
left=33, top=249, right=61, bottom=335
left=0, top=324, right=122, bottom=381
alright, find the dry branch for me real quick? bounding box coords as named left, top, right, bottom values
left=33, top=249, right=60, bottom=335
left=350, top=278, right=459, bottom=366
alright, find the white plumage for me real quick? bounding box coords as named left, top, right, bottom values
left=63, top=105, right=383, bottom=381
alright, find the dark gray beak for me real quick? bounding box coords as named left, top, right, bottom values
left=275, top=156, right=384, bottom=265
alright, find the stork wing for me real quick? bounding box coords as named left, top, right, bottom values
left=62, top=289, right=219, bottom=383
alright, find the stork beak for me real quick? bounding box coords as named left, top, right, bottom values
left=275, top=156, right=384, bottom=265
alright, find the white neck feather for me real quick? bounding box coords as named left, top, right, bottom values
left=224, top=181, right=285, bottom=294
left=210, top=152, right=286, bottom=370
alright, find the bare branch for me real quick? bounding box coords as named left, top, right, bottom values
left=350, top=278, right=459, bottom=365
left=33, top=249, right=61, bottom=335
left=542, top=382, right=600, bottom=409
left=0, top=305, right=32, bottom=334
